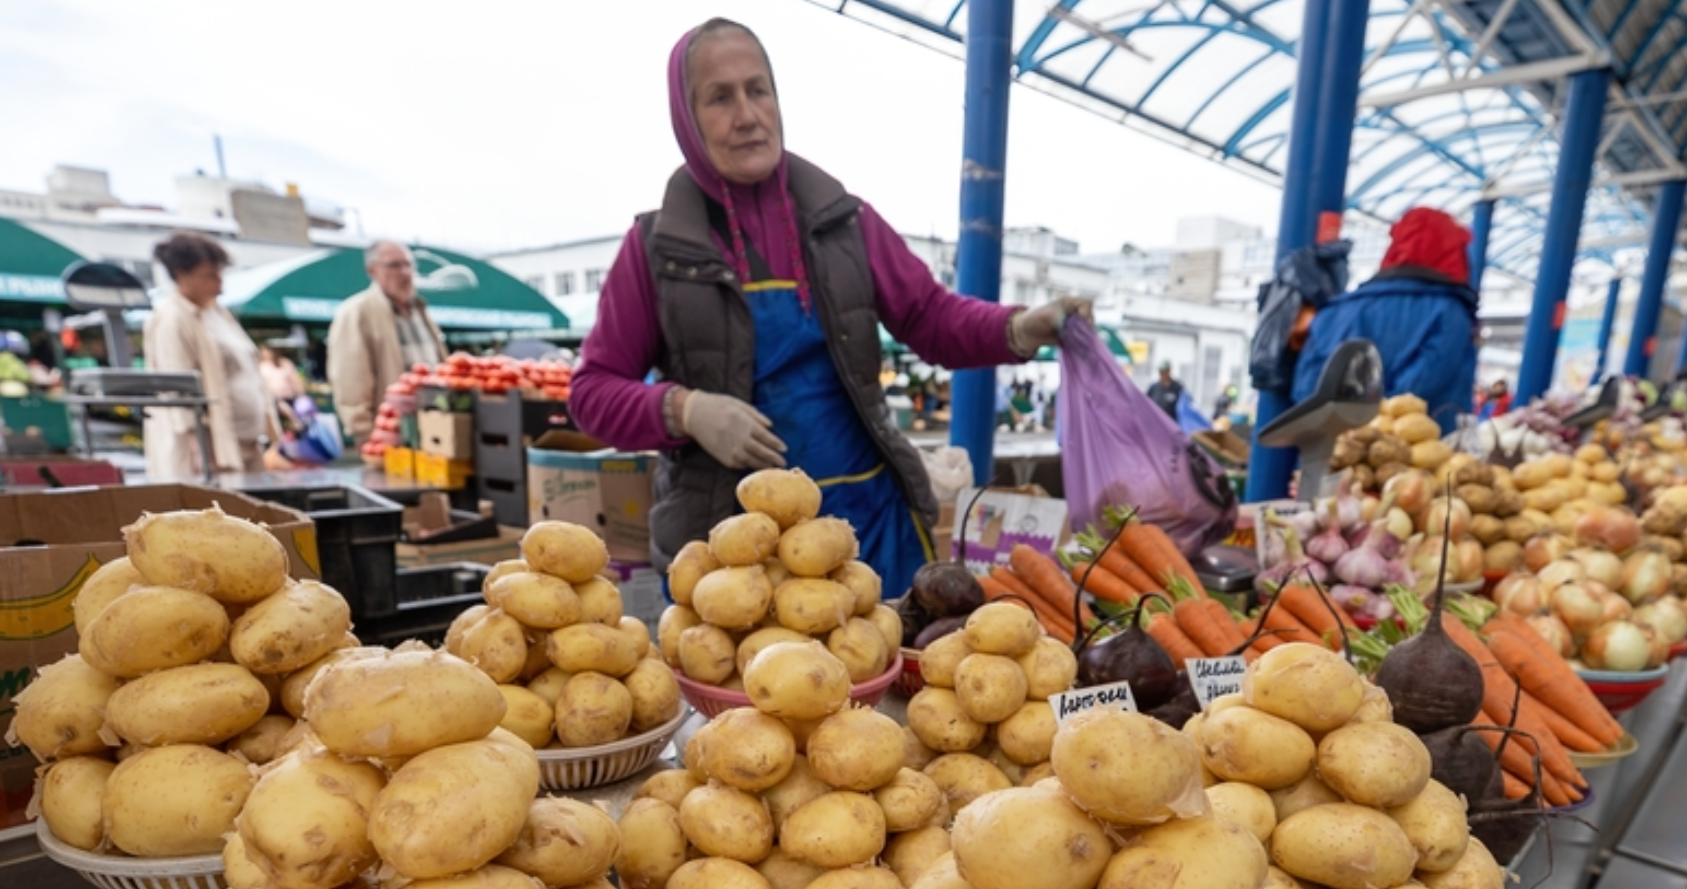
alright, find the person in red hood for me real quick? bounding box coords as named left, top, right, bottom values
left=569, top=18, right=1089, bottom=594
left=1292, top=207, right=1478, bottom=433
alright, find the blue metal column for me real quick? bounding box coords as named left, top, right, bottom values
left=1469, top=199, right=1495, bottom=293
left=1626, top=179, right=1686, bottom=379
left=1594, top=278, right=1621, bottom=384
left=1514, top=68, right=1612, bottom=402
left=950, top=0, right=1013, bottom=487
left=1245, top=0, right=1372, bottom=503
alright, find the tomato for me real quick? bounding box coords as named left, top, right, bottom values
left=411, top=362, right=431, bottom=375
left=447, top=377, right=475, bottom=391
left=482, top=381, right=509, bottom=395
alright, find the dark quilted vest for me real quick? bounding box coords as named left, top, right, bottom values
left=640, top=154, right=938, bottom=570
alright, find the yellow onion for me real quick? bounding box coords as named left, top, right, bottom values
left=1385, top=470, right=1435, bottom=517
left=1524, top=611, right=1575, bottom=659
left=1424, top=497, right=1473, bottom=540
left=1570, top=548, right=1624, bottom=590
left=1523, top=534, right=1573, bottom=573
left=1574, top=507, right=1640, bottom=554
left=1454, top=538, right=1485, bottom=583
left=1642, top=624, right=1671, bottom=669
left=1633, top=597, right=1687, bottom=645
left=1550, top=583, right=1605, bottom=638
left=1591, top=583, right=1633, bottom=624
left=1582, top=621, right=1651, bottom=672
left=1620, top=550, right=1672, bottom=605
left=1536, top=559, right=1587, bottom=592
left=1494, top=575, right=1545, bottom=616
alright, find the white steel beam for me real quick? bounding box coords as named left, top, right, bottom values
left=1484, top=168, right=1687, bottom=200
left=1363, top=51, right=1613, bottom=108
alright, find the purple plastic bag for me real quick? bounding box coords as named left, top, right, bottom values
left=1057, top=317, right=1237, bottom=556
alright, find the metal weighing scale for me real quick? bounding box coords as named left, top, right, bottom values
left=58, top=262, right=217, bottom=484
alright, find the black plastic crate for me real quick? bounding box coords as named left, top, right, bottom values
left=236, top=484, right=403, bottom=622
left=474, top=390, right=572, bottom=442
left=476, top=474, right=527, bottom=527
left=359, top=562, right=487, bottom=647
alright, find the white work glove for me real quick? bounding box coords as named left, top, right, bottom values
left=681, top=390, right=788, bottom=469
left=1010, top=296, right=1096, bottom=355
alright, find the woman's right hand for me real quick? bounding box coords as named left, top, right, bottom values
left=679, top=389, right=788, bottom=469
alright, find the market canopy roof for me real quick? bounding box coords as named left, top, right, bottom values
left=0, top=218, right=85, bottom=305
left=801, top=0, right=1687, bottom=282
left=220, top=246, right=568, bottom=331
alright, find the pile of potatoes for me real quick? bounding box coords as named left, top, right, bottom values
left=943, top=642, right=1504, bottom=889
left=1331, top=395, right=1454, bottom=493
left=657, top=468, right=904, bottom=692
left=447, top=520, right=682, bottom=749
left=616, top=637, right=952, bottom=889
left=13, top=506, right=623, bottom=888
left=899, top=602, right=1079, bottom=810
left=12, top=505, right=351, bottom=859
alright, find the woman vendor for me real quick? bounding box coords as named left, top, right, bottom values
left=570, top=18, right=1086, bottom=595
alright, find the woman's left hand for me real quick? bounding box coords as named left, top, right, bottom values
left=263, top=445, right=295, bottom=471
left=1011, top=296, right=1095, bottom=353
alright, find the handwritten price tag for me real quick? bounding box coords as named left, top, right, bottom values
left=1050, top=680, right=1137, bottom=725
left=1187, top=656, right=1247, bottom=709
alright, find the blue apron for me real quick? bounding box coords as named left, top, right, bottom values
left=746, top=277, right=931, bottom=597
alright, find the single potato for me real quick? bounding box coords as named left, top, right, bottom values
left=762, top=754, right=832, bottom=832
left=489, top=571, right=582, bottom=629
left=905, top=687, right=988, bottom=753
left=743, top=640, right=852, bottom=720
left=668, top=540, right=721, bottom=607
left=554, top=671, right=634, bottom=747
left=828, top=617, right=892, bottom=683
left=497, top=685, right=556, bottom=748
left=694, top=566, right=776, bottom=630
left=449, top=606, right=531, bottom=684
left=575, top=577, right=624, bottom=625
left=522, top=521, right=610, bottom=584
left=807, top=706, right=905, bottom=792
left=10, top=654, right=121, bottom=761
left=924, top=753, right=1013, bottom=813
left=678, top=623, right=738, bottom=684
left=104, top=745, right=253, bottom=856
left=496, top=796, right=622, bottom=887
left=917, top=632, right=972, bottom=689
left=304, top=649, right=507, bottom=757
left=622, top=657, right=683, bottom=733
left=229, top=580, right=352, bottom=674
left=867, top=603, right=904, bottom=653
left=963, top=602, right=1041, bottom=658
left=996, top=701, right=1058, bottom=766
left=369, top=734, right=541, bottom=879
left=1317, top=720, right=1433, bottom=809
left=950, top=784, right=1111, bottom=889
left=874, top=767, right=946, bottom=832
left=1199, top=705, right=1317, bottom=790
left=123, top=506, right=288, bottom=603
left=79, top=586, right=228, bottom=677
left=737, top=627, right=812, bottom=676
left=954, top=653, right=1028, bottom=723
left=636, top=768, right=703, bottom=811
left=1243, top=643, right=1366, bottom=734
left=678, top=783, right=775, bottom=863
left=105, top=662, right=269, bottom=746
left=236, top=748, right=385, bottom=888
left=778, top=518, right=858, bottom=578
left=616, top=798, right=688, bottom=889
left=1016, top=637, right=1079, bottom=700
left=773, top=577, right=853, bottom=634
left=72, top=557, right=146, bottom=634
left=737, top=468, right=823, bottom=530
left=547, top=622, right=642, bottom=678
left=1052, top=709, right=1209, bottom=826
left=228, top=714, right=295, bottom=766
left=1270, top=802, right=1418, bottom=889
left=779, top=791, right=887, bottom=868
left=703, top=708, right=797, bottom=792
left=279, top=646, right=384, bottom=718
left=710, top=513, right=783, bottom=567
left=831, top=560, right=883, bottom=616
left=1096, top=814, right=1269, bottom=889
left=39, top=757, right=116, bottom=851
left=885, top=825, right=952, bottom=885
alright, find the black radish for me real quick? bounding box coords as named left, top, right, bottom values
left=1075, top=596, right=1179, bottom=711
left=1419, top=725, right=1498, bottom=804
left=895, top=594, right=928, bottom=647
left=1372, top=482, right=1485, bottom=733
left=1147, top=675, right=1200, bottom=730
left=909, top=486, right=991, bottom=618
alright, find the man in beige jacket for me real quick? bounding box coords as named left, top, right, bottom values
left=327, top=241, right=446, bottom=442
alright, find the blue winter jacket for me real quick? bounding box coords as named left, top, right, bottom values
left=1291, top=272, right=1478, bottom=434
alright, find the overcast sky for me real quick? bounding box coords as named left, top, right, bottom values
left=0, top=0, right=1286, bottom=256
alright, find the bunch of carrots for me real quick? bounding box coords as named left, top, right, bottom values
left=1064, top=516, right=1205, bottom=608
left=1443, top=612, right=1619, bottom=808
left=980, top=545, right=1094, bottom=643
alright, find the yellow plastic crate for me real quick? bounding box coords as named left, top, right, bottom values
left=415, top=452, right=472, bottom=490
left=384, top=446, right=416, bottom=479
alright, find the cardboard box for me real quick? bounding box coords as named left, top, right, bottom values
left=384, top=446, right=416, bottom=480
left=0, top=456, right=123, bottom=489
left=415, top=452, right=473, bottom=490
left=396, top=524, right=524, bottom=568
left=0, top=485, right=318, bottom=830
left=419, top=411, right=475, bottom=460
left=952, top=486, right=1071, bottom=575
left=527, top=431, right=654, bottom=562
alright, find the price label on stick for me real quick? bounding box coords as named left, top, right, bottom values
left=1187, top=656, right=1248, bottom=709
left=1050, top=680, right=1137, bottom=726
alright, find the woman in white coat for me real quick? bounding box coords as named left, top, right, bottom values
left=142, top=233, right=284, bottom=480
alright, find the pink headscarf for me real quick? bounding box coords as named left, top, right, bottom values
left=668, top=21, right=814, bottom=312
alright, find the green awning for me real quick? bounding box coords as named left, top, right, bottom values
left=0, top=219, right=86, bottom=305
left=221, top=246, right=568, bottom=331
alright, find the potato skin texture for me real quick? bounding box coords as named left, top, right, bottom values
left=369, top=735, right=541, bottom=879
left=304, top=649, right=507, bottom=757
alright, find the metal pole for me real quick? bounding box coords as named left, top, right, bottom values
left=1515, top=68, right=1613, bottom=402
left=1469, top=199, right=1496, bottom=293
left=1594, top=278, right=1621, bottom=384
left=1246, top=0, right=1371, bottom=503
left=1629, top=179, right=1687, bottom=378
left=950, top=0, right=1013, bottom=488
